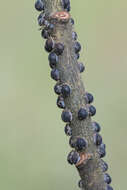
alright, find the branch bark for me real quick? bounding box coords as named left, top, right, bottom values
left=39, top=0, right=108, bottom=190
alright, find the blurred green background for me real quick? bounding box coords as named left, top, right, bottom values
left=0, top=0, right=126, bottom=189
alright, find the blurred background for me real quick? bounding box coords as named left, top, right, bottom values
left=0, top=0, right=126, bottom=189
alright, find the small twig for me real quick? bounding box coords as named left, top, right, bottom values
left=35, top=0, right=113, bottom=190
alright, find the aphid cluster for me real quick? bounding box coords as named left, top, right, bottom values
left=91, top=121, right=113, bottom=189
left=35, top=0, right=113, bottom=189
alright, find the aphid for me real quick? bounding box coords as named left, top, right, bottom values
left=54, top=83, right=62, bottom=95
left=74, top=41, right=81, bottom=53
left=41, top=29, right=49, bottom=39
left=57, top=96, right=65, bottom=109
left=66, top=4, right=71, bottom=12
left=67, top=150, right=80, bottom=165
left=72, top=31, right=78, bottom=41
left=106, top=185, right=113, bottom=190
left=64, top=124, right=72, bottom=136
left=62, top=0, right=70, bottom=9
left=70, top=18, right=74, bottom=25
left=61, top=110, right=72, bottom=122
left=78, top=180, right=83, bottom=188
left=45, top=39, right=55, bottom=52
left=94, top=133, right=102, bottom=146
left=98, top=143, right=106, bottom=158
left=92, top=121, right=101, bottom=133
left=78, top=108, right=88, bottom=120
left=69, top=136, right=76, bottom=148
left=54, top=43, right=64, bottom=55
left=85, top=92, right=94, bottom=104
left=37, top=13, right=45, bottom=26
left=75, top=137, right=87, bottom=151
left=61, top=84, right=71, bottom=98
left=48, top=52, right=58, bottom=68
left=78, top=62, right=85, bottom=73
left=100, top=160, right=108, bottom=172
left=48, top=23, right=55, bottom=31
left=104, top=173, right=112, bottom=184
left=75, top=53, right=80, bottom=59
left=43, top=20, right=50, bottom=28
left=51, top=69, right=60, bottom=81
left=88, top=105, right=96, bottom=116
left=35, top=0, right=45, bottom=11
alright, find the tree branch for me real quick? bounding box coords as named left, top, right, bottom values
left=35, top=0, right=113, bottom=190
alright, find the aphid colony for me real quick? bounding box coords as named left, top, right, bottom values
left=35, top=1, right=113, bottom=190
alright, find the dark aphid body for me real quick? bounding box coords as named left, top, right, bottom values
left=64, top=124, right=72, bottom=136
left=92, top=121, right=101, bottom=133
left=51, top=69, right=60, bottom=81
left=70, top=18, right=74, bottom=25
left=66, top=4, right=71, bottom=12
left=78, top=180, right=83, bottom=189
left=78, top=62, right=85, bottom=73
left=45, top=39, right=54, bottom=52
left=106, top=185, right=113, bottom=190
left=104, top=173, right=112, bottom=184
left=62, top=0, right=70, bottom=7
left=75, top=137, right=87, bottom=151
left=88, top=105, right=96, bottom=116
left=41, top=29, right=49, bottom=39
left=62, top=0, right=71, bottom=11
left=48, top=23, right=55, bottom=31
left=57, top=96, right=65, bottom=109
left=69, top=136, right=76, bottom=148
left=101, top=160, right=108, bottom=172
left=74, top=41, right=81, bottom=53
left=48, top=52, right=58, bottom=68
left=85, top=92, right=94, bottom=104
left=35, top=0, right=45, bottom=11
left=76, top=53, right=80, bottom=59
left=38, top=13, right=45, bottom=26
left=61, top=84, right=71, bottom=98
left=61, top=110, right=72, bottom=122
left=94, top=133, right=102, bottom=146
left=43, top=20, right=50, bottom=27
left=78, top=108, right=88, bottom=120
left=98, top=143, right=106, bottom=158
left=67, top=150, right=80, bottom=165
left=101, top=143, right=106, bottom=149
left=54, top=43, right=64, bottom=55
left=72, top=31, right=78, bottom=40
left=54, top=83, right=62, bottom=95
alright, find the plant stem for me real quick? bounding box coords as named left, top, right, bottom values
left=40, top=0, right=108, bottom=189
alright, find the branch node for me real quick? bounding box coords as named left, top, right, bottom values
left=76, top=152, right=93, bottom=167
left=51, top=11, right=70, bottom=23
